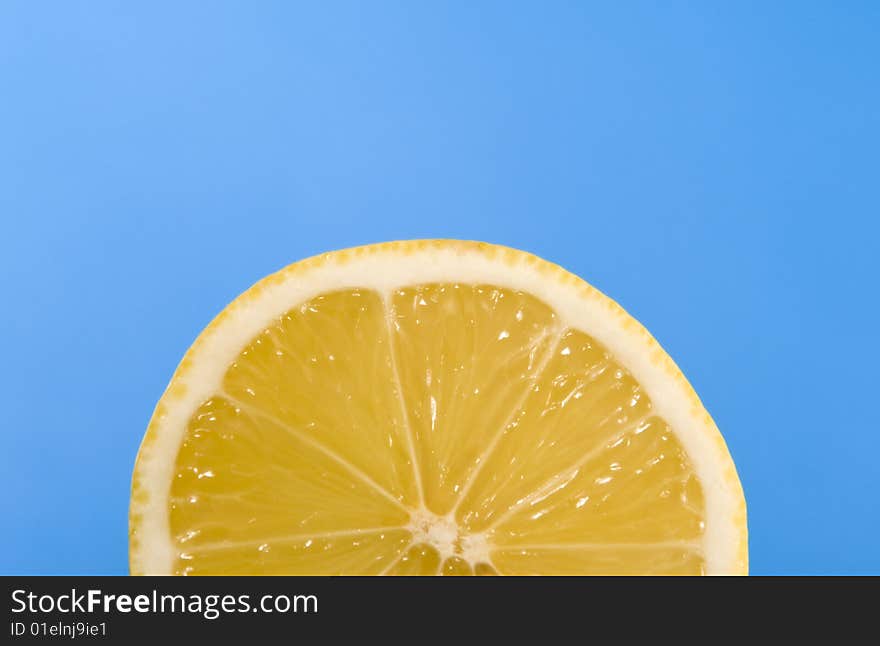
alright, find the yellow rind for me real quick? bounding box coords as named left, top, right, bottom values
left=130, top=239, right=747, bottom=575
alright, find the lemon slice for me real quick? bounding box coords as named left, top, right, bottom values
left=130, top=240, right=747, bottom=575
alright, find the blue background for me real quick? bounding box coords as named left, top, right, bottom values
left=1, top=2, right=877, bottom=575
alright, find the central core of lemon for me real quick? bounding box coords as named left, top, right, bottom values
left=408, top=511, right=460, bottom=555
left=407, top=509, right=492, bottom=567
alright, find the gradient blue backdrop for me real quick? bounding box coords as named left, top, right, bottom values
left=1, top=2, right=877, bottom=575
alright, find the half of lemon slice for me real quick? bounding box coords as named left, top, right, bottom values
left=130, top=240, right=747, bottom=575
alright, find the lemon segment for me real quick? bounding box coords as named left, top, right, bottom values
left=386, top=544, right=442, bottom=576
left=388, top=284, right=559, bottom=515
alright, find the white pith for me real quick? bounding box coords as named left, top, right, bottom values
left=131, top=242, right=747, bottom=575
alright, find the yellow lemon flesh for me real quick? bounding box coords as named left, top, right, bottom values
left=130, top=241, right=747, bottom=575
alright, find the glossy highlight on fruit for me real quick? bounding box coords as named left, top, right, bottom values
left=130, top=241, right=747, bottom=575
